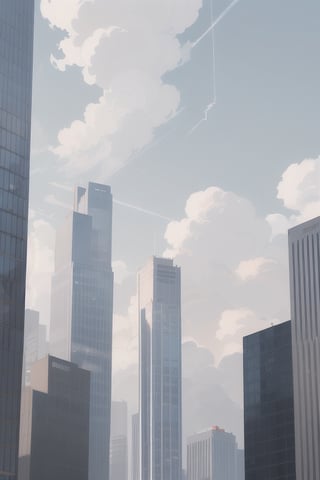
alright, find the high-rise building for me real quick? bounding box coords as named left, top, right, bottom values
left=243, top=321, right=296, bottom=480
left=23, top=309, right=48, bottom=385
left=187, top=426, right=237, bottom=480
left=132, top=413, right=139, bottom=480
left=139, top=257, right=182, bottom=480
left=18, top=356, right=90, bottom=480
left=288, top=217, right=320, bottom=480
left=110, top=401, right=128, bottom=480
left=50, top=182, right=114, bottom=480
left=0, top=1, right=34, bottom=478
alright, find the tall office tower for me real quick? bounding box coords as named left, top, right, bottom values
left=18, top=356, right=90, bottom=480
left=138, top=257, right=182, bottom=480
left=50, top=182, right=114, bottom=480
left=110, top=401, right=128, bottom=480
left=23, top=309, right=48, bottom=385
left=187, top=426, right=237, bottom=480
left=243, top=321, right=296, bottom=480
left=0, top=1, right=34, bottom=478
left=132, top=413, right=139, bottom=480
left=288, top=217, right=320, bottom=480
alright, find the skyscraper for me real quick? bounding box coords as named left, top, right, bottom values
left=187, top=426, right=238, bottom=480
left=0, top=1, right=34, bottom=478
left=132, top=413, right=139, bottom=480
left=138, top=257, right=182, bottom=480
left=50, top=182, right=114, bottom=480
left=18, top=356, right=90, bottom=480
left=243, top=321, right=296, bottom=480
left=288, top=217, right=320, bottom=480
left=110, top=401, right=128, bottom=480
left=23, top=309, right=48, bottom=385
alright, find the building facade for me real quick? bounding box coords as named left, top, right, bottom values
left=110, top=401, right=128, bottom=480
left=243, top=321, right=296, bottom=480
left=50, top=182, right=114, bottom=480
left=0, top=1, right=34, bottom=478
left=187, top=426, right=238, bottom=480
left=132, top=413, right=139, bottom=480
left=23, top=309, right=48, bottom=385
left=18, top=356, right=90, bottom=480
left=288, top=217, right=320, bottom=480
left=139, top=257, right=182, bottom=480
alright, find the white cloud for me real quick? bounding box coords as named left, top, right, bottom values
left=40, top=0, right=204, bottom=177
left=267, top=156, right=320, bottom=236
left=112, top=260, right=130, bottom=285
left=235, top=257, right=275, bottom=282
left=163, top=185, right=289, bottom=363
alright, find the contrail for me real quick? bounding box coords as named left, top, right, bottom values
left=114, top=199, right=173, bottom=222
left=192, top=0, right=240, bottom=49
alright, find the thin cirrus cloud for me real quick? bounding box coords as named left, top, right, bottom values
left=40, top=0, right=204, bottom=177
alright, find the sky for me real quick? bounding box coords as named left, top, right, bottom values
left=27, top=0, right=320, bottom=452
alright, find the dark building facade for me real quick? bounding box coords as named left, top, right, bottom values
left=18, top=356, right=90, bottom=480
left=0, top=1, right=34, bottom=478
left=288, top=217, right=320, bottom=480
left=243, top=321, right=296, bottom=480
left=139, top=257, right=182, bottom=480
left=50, top=182, right=114, bottom=480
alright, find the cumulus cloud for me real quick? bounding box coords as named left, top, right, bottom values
left=40, top=0, right=203, bottom=176
left=267, top=156, right=320, bottom=236
left=164, top=185, right=289, bottom=363
left=235, top=257, right=276, bottom=282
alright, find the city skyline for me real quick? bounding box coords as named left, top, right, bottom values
left=0, top=1, right=319, bottom=480
left=26, top=3, right=320, bottom=455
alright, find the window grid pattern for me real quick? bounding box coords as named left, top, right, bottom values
left=0, top=1, right=34, bottom=478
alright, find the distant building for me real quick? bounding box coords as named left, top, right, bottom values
left=18, top=356, right=90, bottom=480
left=23, top=309, right=48, bottom=385
left=187, top=426, right=237, bottom=480
left=139, top=257, right=182, bottom=480
left=131, top=413, right=139, bottom=480
left=288, top=217, right=320, bottom=480
left=110, top=401, right=128, bottom=480
left=236, top=450, right=244, bottom=480
left=0, top=1, right=34, bottom=477
left=243, top=321, right=296, bottom=479
left=50, top=182, right=114, bottom=480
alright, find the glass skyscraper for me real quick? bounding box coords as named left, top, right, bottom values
left=138, top=257, right=182, bottom=480
left=243, top=321, right=296, bottom=480
left=0, top=1, right=34, bottom=478
left=50, top=182, right=114, bottom=480
left=288, top=217, right=320, bottom=480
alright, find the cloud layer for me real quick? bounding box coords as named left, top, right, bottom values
left=40, top=0, right=203, bottom=176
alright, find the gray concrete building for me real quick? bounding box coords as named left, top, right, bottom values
left=0, top=1, right=34, bottom=478
left=110, top=401, right=128, bottom=480
left=139, top=257, right=182, bottom=480
left=289, top=217, right=320, bottom=480
left=50, top=182, right=114, bottom=480
left=187, top=427, right=237, bottom=480
left=18, top=356, right=90, bottom=480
